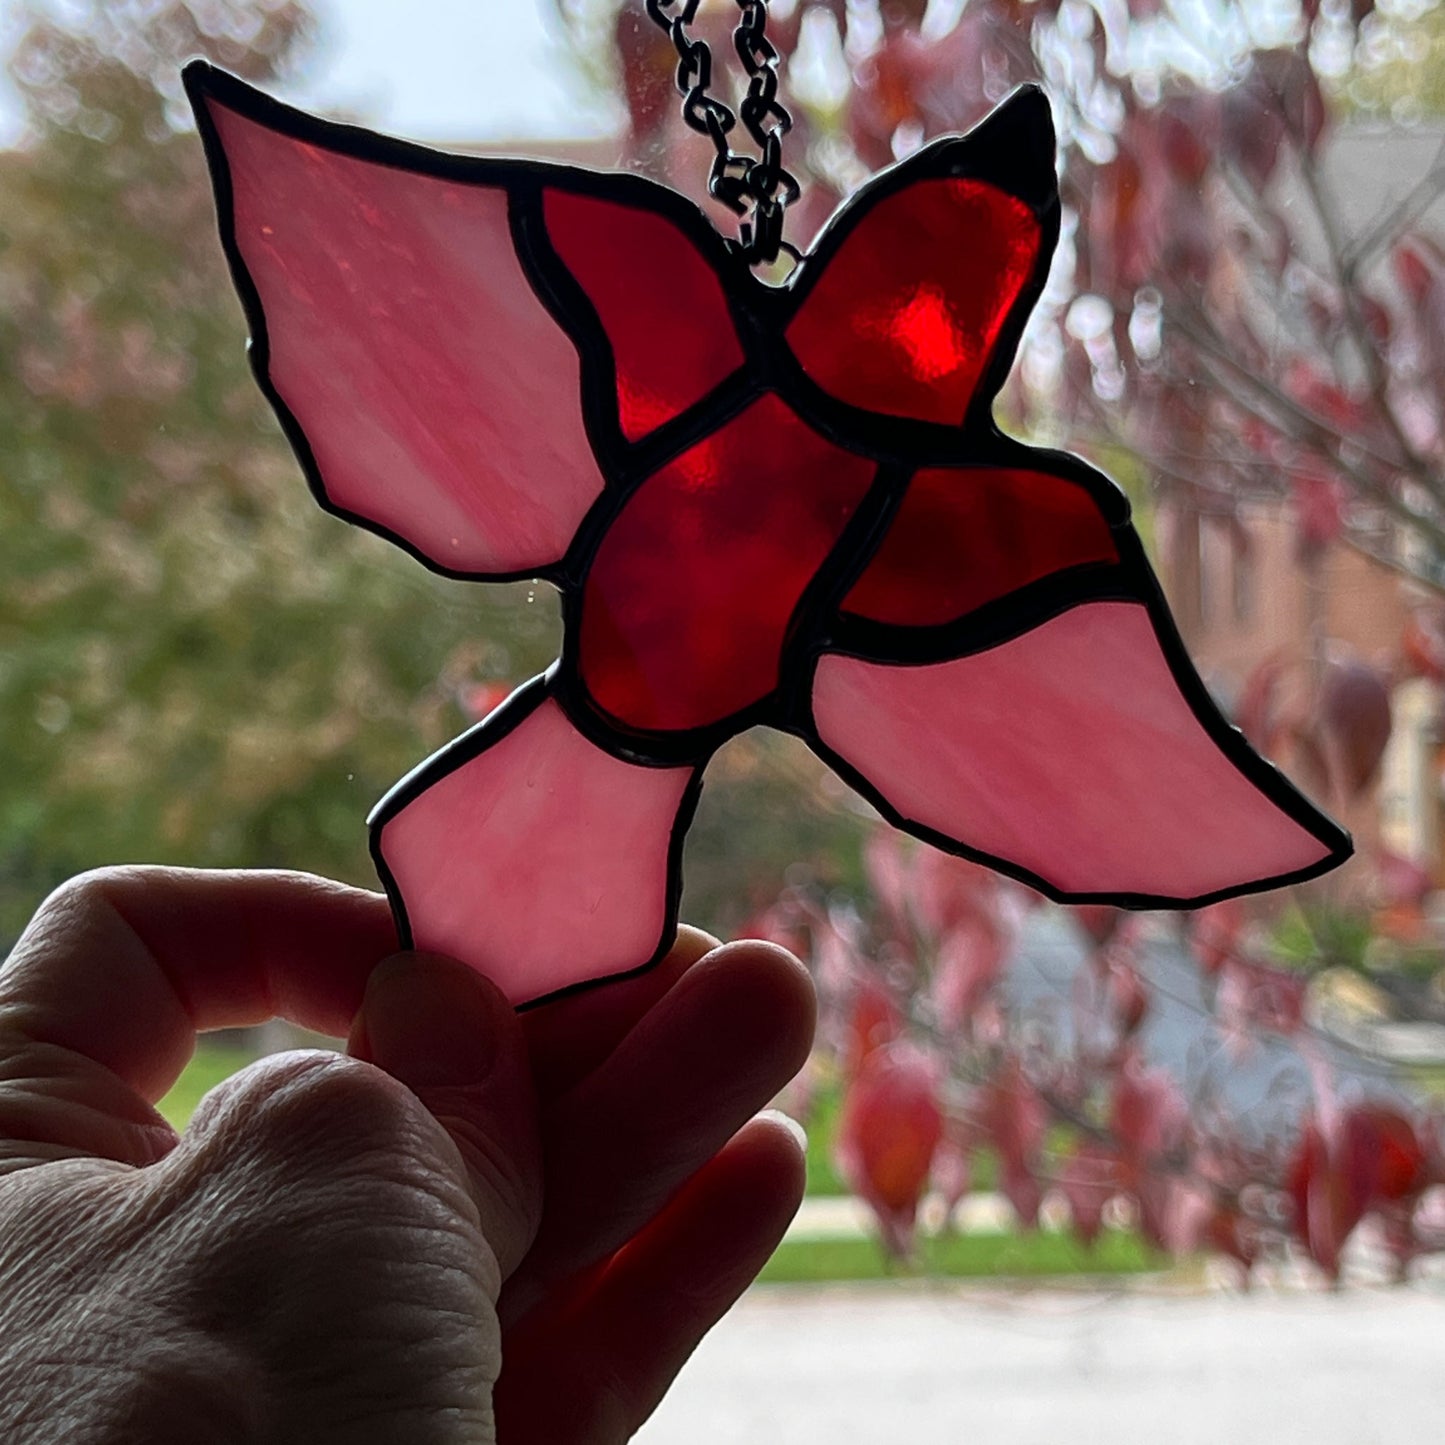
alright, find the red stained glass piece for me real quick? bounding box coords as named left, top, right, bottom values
left=545, top=190, right=746, bottom=440
left=813, top=603, right=1333, bottom=902
left=844, top=466, right=1119, bottom=627
left=580, top=394, right=876, bottom=732
left=375, top=697, right=695, bottom=1005
left=787, top=180, right=1041, bottom=425
left=207, top=101, right=603, bottom=575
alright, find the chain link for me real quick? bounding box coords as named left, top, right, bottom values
left=644, top=0, right=800, bottom=266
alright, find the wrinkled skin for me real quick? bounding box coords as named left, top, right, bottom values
left=0, top=869, right=815, bottom=1443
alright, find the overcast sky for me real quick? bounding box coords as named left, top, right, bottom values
left=0, top=0, right=619, bottom=146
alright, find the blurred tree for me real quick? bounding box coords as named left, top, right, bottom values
left=760, top=823, right=1445, bottom=1283
left=0, top=1, right=562, bottom=941
left=1350, top=0, right=1445, bottom=115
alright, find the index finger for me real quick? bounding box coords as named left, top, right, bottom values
left=520, top=925, right=720, bottom=1101
left=0, top=867, right=397, bottom=1105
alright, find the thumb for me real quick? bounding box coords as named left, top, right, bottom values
left=349, top=952, right=542, bottom=1280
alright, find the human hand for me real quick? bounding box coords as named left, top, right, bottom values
left=0, top=868, right=814, bottom=1443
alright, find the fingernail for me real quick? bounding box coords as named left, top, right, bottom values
left=758, top=1108, right=808, bottom=1152
left=356, top=952, right=504, bottom=1089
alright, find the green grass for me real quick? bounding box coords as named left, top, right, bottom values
left=161, top=1046, right=1165, bottom=1286
left=758, top=1227, right=1166, bottom=1284
left=800, top=1081, right=1080, bottom=1199
left=802, top=1085, right=847, bottom=1194
left=802, top=1086, right=1012, bottom=1197
left=158, top=1042, right=258, bottom=1130
left=1405, top=1063, right=1445, bottom=1098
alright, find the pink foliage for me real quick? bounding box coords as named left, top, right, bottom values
left=775, top=819, right=1439, bottom=1282
left=1401, top=608, right=1445, bottom=684
left=1291, top=470, right=1348, bottom=565
left=980, top=1058, right=1048, bottom=1228
left=1137, top=1174, right=1214, bottom=1256
left=1288, top=1104, right=1434, bottom=1279
left=1112, top=1056, right=1189, bottom=1164
left=1191, top=898, right=1247, bottom=977
left=842, top=976, right=904, bottom=1079
left=931, top=912, right=1009, bottom=1034
left=1376, top=850, right=1434, bottom=911
left=1318, top=660, right=1393, bottom=801
left=834, top=1044, right=944, bottom=1256
left=1214, top=956, right=1307, bottom=1051
left=930, top=1124, right=975, bottom=1228
left=1235, top=656, right=1290, bottom=760
left=1105, top=956, right=1150, bottom=1039
left=1073, top=904, right=1123, bottom=951
left=1057, top=1139, right=1120, bottom=1246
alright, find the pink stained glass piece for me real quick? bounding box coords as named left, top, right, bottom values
left=544, top=189, right=746, bottom=441
left=812, top=602, right=1334, bottom=902
left=579, top=394, right=878, bottom=733
left=375, top=697, right=695, bottom=1005
left=844, top=465, right=1119, bottom=627
left=787, top=179, right=1041, bottom=425
left=205, top=99, right=604, bottom=575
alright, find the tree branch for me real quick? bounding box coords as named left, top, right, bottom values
left=1295, top=144, right=1442, bottom=512
left=1166, top=302, right=1445, bottom=557
left=1339, top=133, right=1445, bottom=274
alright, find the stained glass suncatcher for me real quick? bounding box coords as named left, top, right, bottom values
left=184, top=62, right=1351, bottom=1007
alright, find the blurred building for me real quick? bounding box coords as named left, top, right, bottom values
left=1151, top=125, right=1445, bottom=885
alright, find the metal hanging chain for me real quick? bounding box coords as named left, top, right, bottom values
left=644, top=0, right=801, bottom=266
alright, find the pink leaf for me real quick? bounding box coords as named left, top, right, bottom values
left=1111, top=1057, right=1188, bottom=1162
left=842, top=976, right=904, bottom=1079
left=1291, top=469, right=1348, bottom=564
left=931, top=914, right=1007, bottom=1033
left=1285, top=1104, right=1425, bottom=1279
left=1319, top=659, right=1392, bottom=799
left=458, top=681, right=512, bottom=722
left=1058, top=1139, right=1120, bottom=1245
left=1401, top=609, right=1445, bottom=683
left=1137, top=1174, right=1213, bottom=1255
left=863, top=829, right=913, bottom=938
left=1288, top=1115, right=1370, bottom=1279
left=1073, top=904, right=1122, bottom=950
left=1376, top=849, right=1433, bottom=910
left=1349, top=1104, right=1431, bottom=1204
left=981, top=1058, right=1047, bottom=1227
left=1235, top=654, right=1290, bottom=757
left=930, top=1130, right=973, bottom=1224
left=1206, top=1208, right=1261, bottom=1270
left=1221, top=74, right=1286, bottom=188
left=834, top=1044, right=944, bottom=1256
left=1191, top=898, right=1246, bottom=977
left=1215, top=956, right=1307, bottom=1041
left=912, top=846, right=1005, bottom=939
left=1107, top=957, right=1150, bottom=1038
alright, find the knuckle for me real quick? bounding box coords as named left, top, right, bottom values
left=171, top=1051, right=480, bottom=1243
left=37, top=865, right=158, bottom=922
left=190, top=1050, right=425, bottom=1166
left=10, top=866, right=168, bottom=967
left=20, top=869, right=124, bottom=944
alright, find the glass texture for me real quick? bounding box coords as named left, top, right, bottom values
left=210, top=102, right=604, bottom=574
left=813, top=602, right=1333, bottom=900
left=579, top=394, right=876, bottom=732
left=786, top=180, right=1040, bottom=424
left=376, top=698, right=693, bottom=1005
left=843, top=466, right=1120, bottom=626
left=544, top=190, right=746, bottom=440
